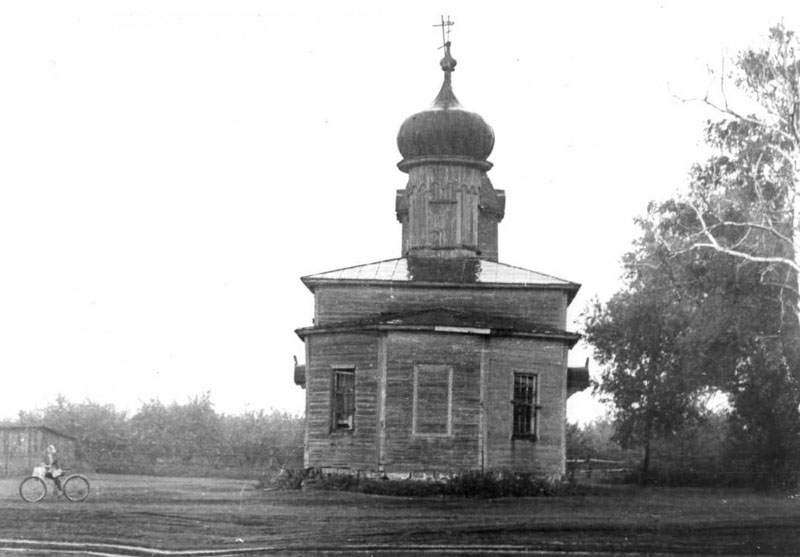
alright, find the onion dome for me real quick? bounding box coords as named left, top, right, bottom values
left=397, top=43, right=495, bottom=171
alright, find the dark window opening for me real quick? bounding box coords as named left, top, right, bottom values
left=332, top=368, right=355, bottom=431
left=512, top=373, right=538, bottom=439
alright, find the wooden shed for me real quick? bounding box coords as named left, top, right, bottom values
left=294, top=41, right=588, bottom=479
left=0, top=425, right=77, bottom=476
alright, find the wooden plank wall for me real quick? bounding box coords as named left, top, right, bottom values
left=382, top=332, right=482, bottom=473
left=405, top=165, right=481, bottom=252
left=316, top=285, right=567, bottom=329
left=305, top=333, right=380, bottom=470
left=304, top=327, right=569, bottom=476
left=477, top=213, right=499, bottom=262
left=484, top=337, right=567, bottom=476
left=0, top=428, right=76, bottom=476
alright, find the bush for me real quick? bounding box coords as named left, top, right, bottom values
left=445, top=471, right=554, bottom=498
left=265, top=470, right=571, bottom=498
left=258, top=468, right=307, bottom=490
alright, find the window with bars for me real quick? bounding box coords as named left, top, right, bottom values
left=332, top=368, right=355, bottom=431
left=512, top=373, right=538, bottom=439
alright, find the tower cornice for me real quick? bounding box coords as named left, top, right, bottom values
left=397, top=156, right=493, bottom=173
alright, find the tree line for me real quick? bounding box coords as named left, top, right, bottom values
left=583, top=24, right=800, bottom=489
left=11, top=393, right=303, bottom=476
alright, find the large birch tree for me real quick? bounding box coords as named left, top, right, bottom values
left=667, top=24, right=800, bottom=323
left=587, top=27, right=800, bottom=487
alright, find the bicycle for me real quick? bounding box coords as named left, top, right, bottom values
left=19, top=466, right=91, bottom=503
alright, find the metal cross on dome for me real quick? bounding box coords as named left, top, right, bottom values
left=433, top=15, right=454, bottom=49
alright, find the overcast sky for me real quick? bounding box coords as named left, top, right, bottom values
left=1, top=1, right=797, bottom=423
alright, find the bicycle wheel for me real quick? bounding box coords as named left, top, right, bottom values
left=19, top=476, right=47, bottom=502
left=62, top=474, right=90, bottom=502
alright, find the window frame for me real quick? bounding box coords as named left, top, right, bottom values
left=511, top=372, right=540, bottom=440
left=330, top=366, right=356, bottom=433
left=412, top=364, right=453, bottom=437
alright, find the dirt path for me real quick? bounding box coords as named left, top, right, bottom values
left=0, top=539, right=698, bottom=556
left=1, top=475, right=798, bottom=555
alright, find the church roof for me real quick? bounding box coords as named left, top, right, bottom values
left=295, top=307, right=580, bottom=346
left=301, top=257, right=579, bottom=299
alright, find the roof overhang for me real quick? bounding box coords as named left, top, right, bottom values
left=295, top=308, right=581, bottom=348
left=296, top=323, right=580, bottom=347
left=0, top=425, right=77, bottom=441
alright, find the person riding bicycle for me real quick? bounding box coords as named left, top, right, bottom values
left=44, top=444, right=64, bottom=496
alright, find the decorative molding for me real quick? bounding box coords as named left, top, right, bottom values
left=397, top=155, right=493, bottom=172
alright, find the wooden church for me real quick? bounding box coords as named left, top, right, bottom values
left=294, top=36, right=588, bottom=478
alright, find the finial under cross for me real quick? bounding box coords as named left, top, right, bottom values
left=433, top=15, right=454, bottom=49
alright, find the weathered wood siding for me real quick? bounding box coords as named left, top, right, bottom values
left=382, top=332, right=483, bottom=472
left=404, top=166, right=482, bottom=253
left=477, top=213, right=499, bottom=262
left=304, top=282, right=570, bottom=476
left=0, top=427, right=76, bottom=476
left=484, top=337, right=568, bottom=476
left=305, top=332, right=380, bottom=470
left=315, top=284, right=567, bottom=329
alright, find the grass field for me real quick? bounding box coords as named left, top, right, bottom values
left=1, top=473, right=799, bottom=555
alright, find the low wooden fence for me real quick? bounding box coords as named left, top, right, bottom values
left=567, top=458, right=629, bottom=483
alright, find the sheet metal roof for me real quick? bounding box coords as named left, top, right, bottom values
left=302, top=257, right=577, bottom=288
